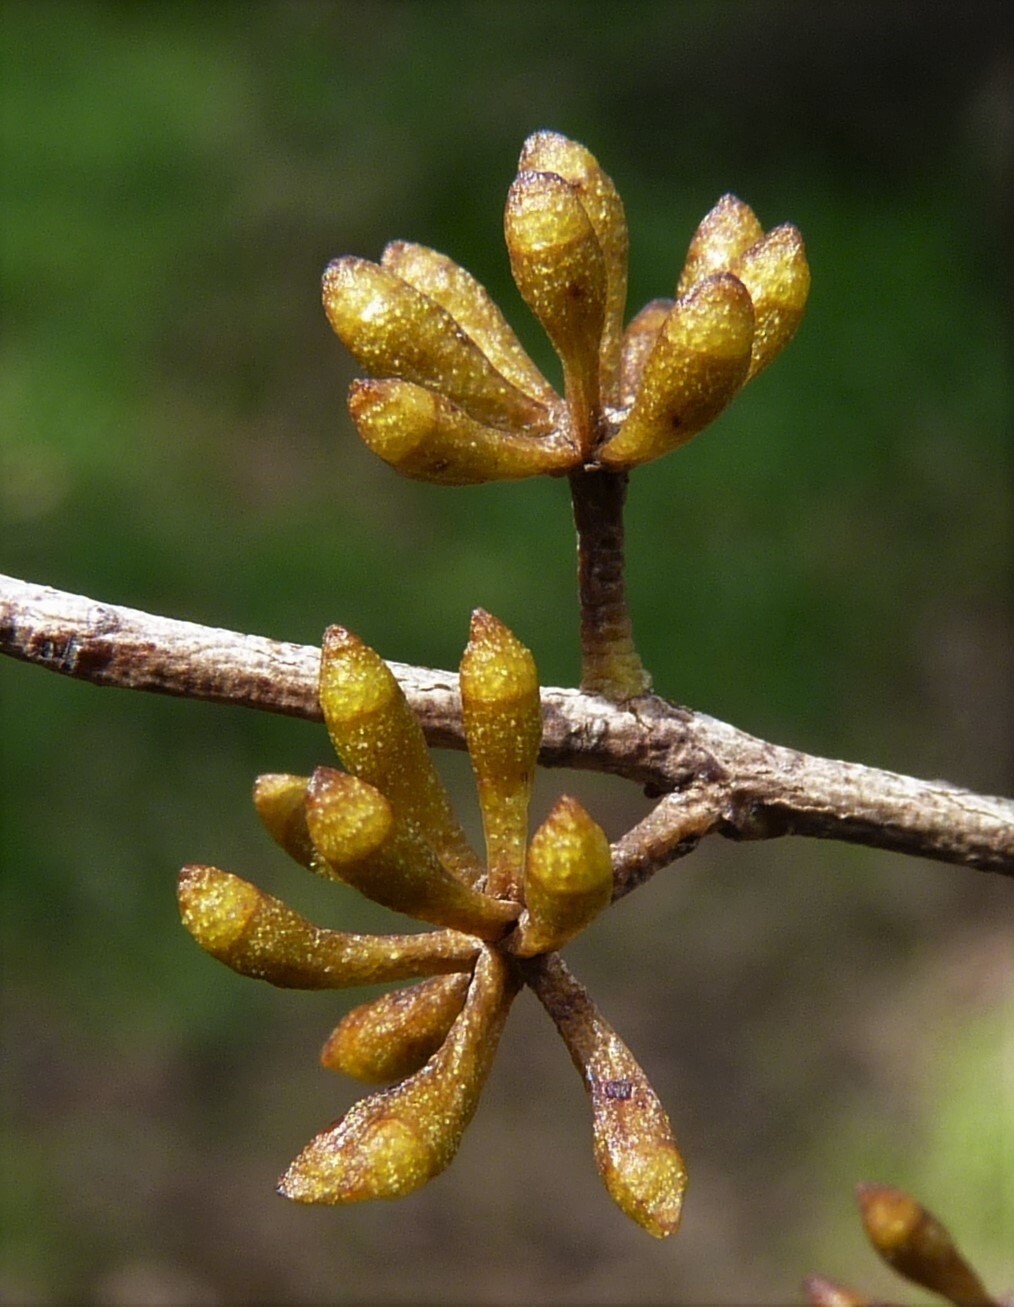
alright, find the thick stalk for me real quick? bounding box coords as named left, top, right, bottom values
left=569, top=466, right=651, bottom=700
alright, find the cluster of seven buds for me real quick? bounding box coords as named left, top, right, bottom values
left=324, top=129, right=810, bottom=485
left=179, top=611, right=687, bottom=1236
left=323, top=129, right=809, bottom=701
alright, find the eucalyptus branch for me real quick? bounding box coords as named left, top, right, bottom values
left=4, top=573, right=1011, bottom=879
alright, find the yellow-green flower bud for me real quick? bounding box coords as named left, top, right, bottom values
left=279, top=946, right=518, bottom=1203
left=676, top=193, right=764, bottom=297
left=599, top=274, right=754, bottom=470
left=347, top=379, right=572, bottom=485
left=511, top=796, right=612, bottom=956
left=319, top=625, right=481, bottom=884
left=305, top=768, right=520, bottom=938
left=252, top=773, right=318, bottom=870
left=518, top=131, right=628, bottom=400
left=730, top=223, right=810, bottom=381
left=618, top=297, right=673, bottom=409
left=177, top=865, right=480, bottom=988
left=322, top=256, right=551, bottom=433
left=459, top=609, right=542, bottom=897
left=321, top=973, right=470, bottom=1083
left=504, top=169, right=607, bottom=455
left=381, top=241, right=558, bottom=407
left=529, top=955, right=687, bottom=1238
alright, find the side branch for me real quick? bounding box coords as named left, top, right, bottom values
left=3, top=575, right=1012, bottom=879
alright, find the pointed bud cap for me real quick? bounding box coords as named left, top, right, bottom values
left=321, top=973, right=470, bottom=1083
left=518, top=131, right=628, bottom=398
left=512, top=796, right=612, bottom=956
left=322, top=256, right=551, bottom=433
left=320, top=626, right=481, bottom=884
left=279, top=947, right=517, bottom=1203
left=731, top=223, right=810, bottom=380
left=381, top=241, right=558, bottom=407
left=676, top=193, right=763, bottom=297
left=348, top=379, right=572, bottom=485
left=305, top=768, right=519, bottom=938
left=504, top=169, right=606, bottom=454
left=599, top=273, right=754, bottom=469
left=460, top=609, right=542, bottom=896
left=177, top=865, right=480, bottom=988
left=855, top=1183, right=994, bottom=1306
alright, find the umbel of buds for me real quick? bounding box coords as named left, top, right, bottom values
left=323, top=130, right=809, bottom=484
left=178, top=611, right=687, bottom=1237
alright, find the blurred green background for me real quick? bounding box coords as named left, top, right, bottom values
left=2, top=2, right=1011, bottom=1303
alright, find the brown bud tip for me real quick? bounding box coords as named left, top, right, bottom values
left=319, top=624, right=396, bottom=724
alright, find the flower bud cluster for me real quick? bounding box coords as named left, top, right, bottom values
left=179, top=611, right=686, bottom=1235
left=324, top=131, right=809, bottom=484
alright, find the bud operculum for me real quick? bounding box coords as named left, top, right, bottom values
left=676, top=193, right=764, bottom=296
left=511, top=796, right=612, bottom=956
left=800, top=1275, right=873, bottom=1307
left=380, top=240, right=558, bottom=408
left=252, top=773, right=319, bottom=872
